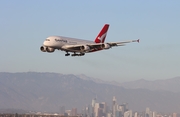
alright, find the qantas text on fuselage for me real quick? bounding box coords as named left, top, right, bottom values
left=40, top=24, right=139, bottom=56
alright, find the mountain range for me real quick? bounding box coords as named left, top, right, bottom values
left=0, top=72, right=180, bottom=113
left=119, top=77, right=180, bottom=93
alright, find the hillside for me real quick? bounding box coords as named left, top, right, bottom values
left=0, top=72, right=180, bottom=113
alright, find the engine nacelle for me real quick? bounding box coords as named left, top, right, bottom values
left=101, top=43, right=111, bottom=49
left=40, top=46, right=46, bottom=52
left=80, top=45, right=90, bottom=51
left=46, top=47, right=55, bottom=53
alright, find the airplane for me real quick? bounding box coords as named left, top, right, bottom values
left=40, top=24, right=139, bottom=56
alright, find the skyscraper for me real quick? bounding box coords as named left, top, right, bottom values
left=152, top=111, right=156, bottom=117
left=124, top=110, right=132, bottom=117
left=173, top=113, right=177, bottom=117
left=100, top=102, right=107, bottom=114
left=119, top=105, right=125, bottom=114
left=94, top=103, right=100, bottom=117
left=71, top=108, right=77, bottom=116
left=112, top=96, right=117, bottom=117
left=134, top=112, right=138, bottom=117
left=92, top=98, right=96, bottom=117
left=123, top=103, right=128, bottom=112
left=92, top=98, right=96, bottom=107
left=60, top=106, right=65, bottom=115
left=146, top=107, right=150, bottom=117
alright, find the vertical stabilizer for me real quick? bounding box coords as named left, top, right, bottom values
left=94, top=24, right=109, bottom=43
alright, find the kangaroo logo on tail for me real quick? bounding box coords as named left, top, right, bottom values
left=95, top=24, right=109, bottom=43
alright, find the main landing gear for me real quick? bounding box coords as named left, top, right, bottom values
left=71, top=53, right=85, bottom=56
left=64, top=52, right=85, bottom=56
left=65, top=52, right=70, bottom=56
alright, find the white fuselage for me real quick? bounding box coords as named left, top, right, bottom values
left=43, top=36, right=96, bottom=52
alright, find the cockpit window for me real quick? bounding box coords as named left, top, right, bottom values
left=45, top=39, right=50, bottom=41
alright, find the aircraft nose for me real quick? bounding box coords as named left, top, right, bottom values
left=43, top=41, right=47, bottom=46
left=43, top=38, right=52, bottom=46
left=43, top=41, right=50, bottom=46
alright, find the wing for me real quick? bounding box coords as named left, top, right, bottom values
left=61, top=39, right=139, bottom=53
left=107, top=39, right=140, bottom=46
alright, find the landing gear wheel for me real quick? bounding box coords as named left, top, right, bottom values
left=71, top=53, right=85, bottom=56
left=65, top=54, right=70, bottom=56
left=65, top=52, right=70, bottom=56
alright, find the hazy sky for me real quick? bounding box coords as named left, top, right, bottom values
left=1, top=0, right=180, bottom=82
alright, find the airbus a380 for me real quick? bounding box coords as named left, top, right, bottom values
left=40, top=24, right=139, bottom=56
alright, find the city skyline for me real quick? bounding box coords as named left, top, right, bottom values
left=1, top=72, right=180, bottom=112
left=59, top=96, right=179, bottom=117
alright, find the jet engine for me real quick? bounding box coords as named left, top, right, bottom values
left=101, top=43, right=111, bottom=49
left=46, top=47, right=55, bottom=53
left=40, top=46, right=55, bottom=53
left=80, top=45, right=90, bottom=51
left=40, top=46, right=46, bottom=52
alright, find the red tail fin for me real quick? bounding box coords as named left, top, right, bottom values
left=94, top=24, right=109, bottom=43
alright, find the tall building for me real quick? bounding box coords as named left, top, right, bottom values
left=88, top=104, right=93, bottom=117
left=149, top=111, right=152, bottom=117
left=124, top=110, right=132, bottom=117
left=123, top=103, right=128, bottom=112
left=60, top=106, right=65, bottom=115
left=116, top=111, right=120, bottom=117
left=107, top=113, right=112, bottom=117
left=134, top=112, right=138, bottom=117
left=119, top=105, right=125, bottom=114
left=129, top=110, right=132, bottom=117
left=152, top=112, right=156, bottom=117
left=112, top=96, right=117, bottom=117
left=146, top=107, right=150, bottom=117
left=98, top=108, right=103, bottom=117
left=92, top=98, right=96, bottom=107
left=100, top=102, right=107, bottom=114
left=173, top=113, right=177, bottom=117
left=94, top=102, right=107, bottom=117
left=92, top=98, right=96, bottom=117
left=94, top=103, right=100, bottom=117
left=65, top=110, right=71, bottom=116
left=71, top=108, right=77, bottom=116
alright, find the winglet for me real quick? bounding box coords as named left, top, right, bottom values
left=137, top=39, right=140, bottom=43
left=132, top=39, right=140, bottom=43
